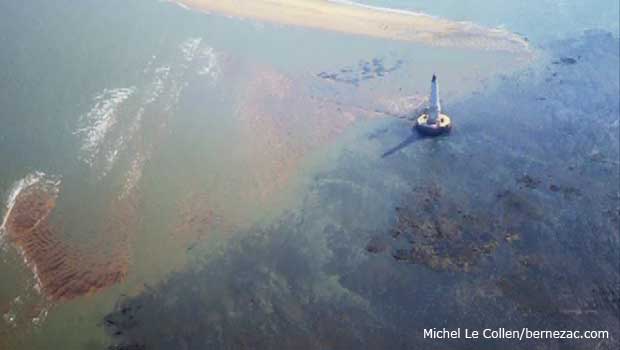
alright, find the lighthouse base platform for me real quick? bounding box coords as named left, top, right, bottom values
left=414, top=113, right=452, bottom=136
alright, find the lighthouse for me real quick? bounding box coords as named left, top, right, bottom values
left=415, top=74, right=452, bottom=136
left=428, top=74, right=441, bottom=124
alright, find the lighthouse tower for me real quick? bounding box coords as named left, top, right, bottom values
left=428, top=74, right=441, bottom=124
left=414, top=74, right=452, bottom=136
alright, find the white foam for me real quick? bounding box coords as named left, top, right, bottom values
left=72, top=38, right=220, bottom=183
left=163, top=0, right=191, bottom=11
left=0, top=172, right=61, bottom=290
left=2, top=310, right=16, bottom=326
left=120, top=153, right=147, bottom=199
left=166, top=79, right=188, bottom=112
left=0, top=172, right=60, bottom=238
left=175, top=2, right=190, bottom=10
left=74, top=87, right=136, bottom=167
left=327, top=0, right=432, bottom=18
left=163, top=38, right=222, bottom=111
left=96, top=65, right=173, bottom=178
left=197, top=46, right=220, bottom=81
left=128, top=106, right=145, bottom=135
left=146, top=66, right=171, bottom=104
left=143, top=55, right=158, bottom=74
left=31, top=306, right=49, bottom=326
left=100, top=135, right=126, bottom=177
left=180, top=37, right=203, bottom=63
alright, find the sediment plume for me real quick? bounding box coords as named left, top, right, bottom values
left=235, top=66, right=380, bottom=205
left=173, top=192, right=231, bottom=248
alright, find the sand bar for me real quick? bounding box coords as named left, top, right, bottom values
left=175, top=0, right=531, bottom=53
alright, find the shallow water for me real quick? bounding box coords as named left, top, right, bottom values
left=357, top=0, right=620, bottom=43
left=102, top=30, right=619, bottom=350
left=0, top=1, right=618, bottom=349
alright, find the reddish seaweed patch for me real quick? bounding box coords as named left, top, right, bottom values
left=2, top=176, right=133, bottom=301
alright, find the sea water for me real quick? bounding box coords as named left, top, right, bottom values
left=0, top=1, right=618, bottom=349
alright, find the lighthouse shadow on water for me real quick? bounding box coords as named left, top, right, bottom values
left=382, top=74, right=452, bottom=158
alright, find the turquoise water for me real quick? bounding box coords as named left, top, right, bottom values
left=359, top=0, right=620, bottom=42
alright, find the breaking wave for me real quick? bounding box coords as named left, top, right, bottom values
left=0, top=172, right=61, bottom=247
left=74, top=38, right=220, bottom=179
left=197, top=46, right=220, bottom=80
left=180, top=37, right=203, bottom=63
left=73, top=88, right=136, bottom=168
left=0, top=172, right=61, bottom=285
left=1, top=37, right=222, bottom=304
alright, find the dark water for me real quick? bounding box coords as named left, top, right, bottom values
left=103, top=31, right=620, bottom=350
